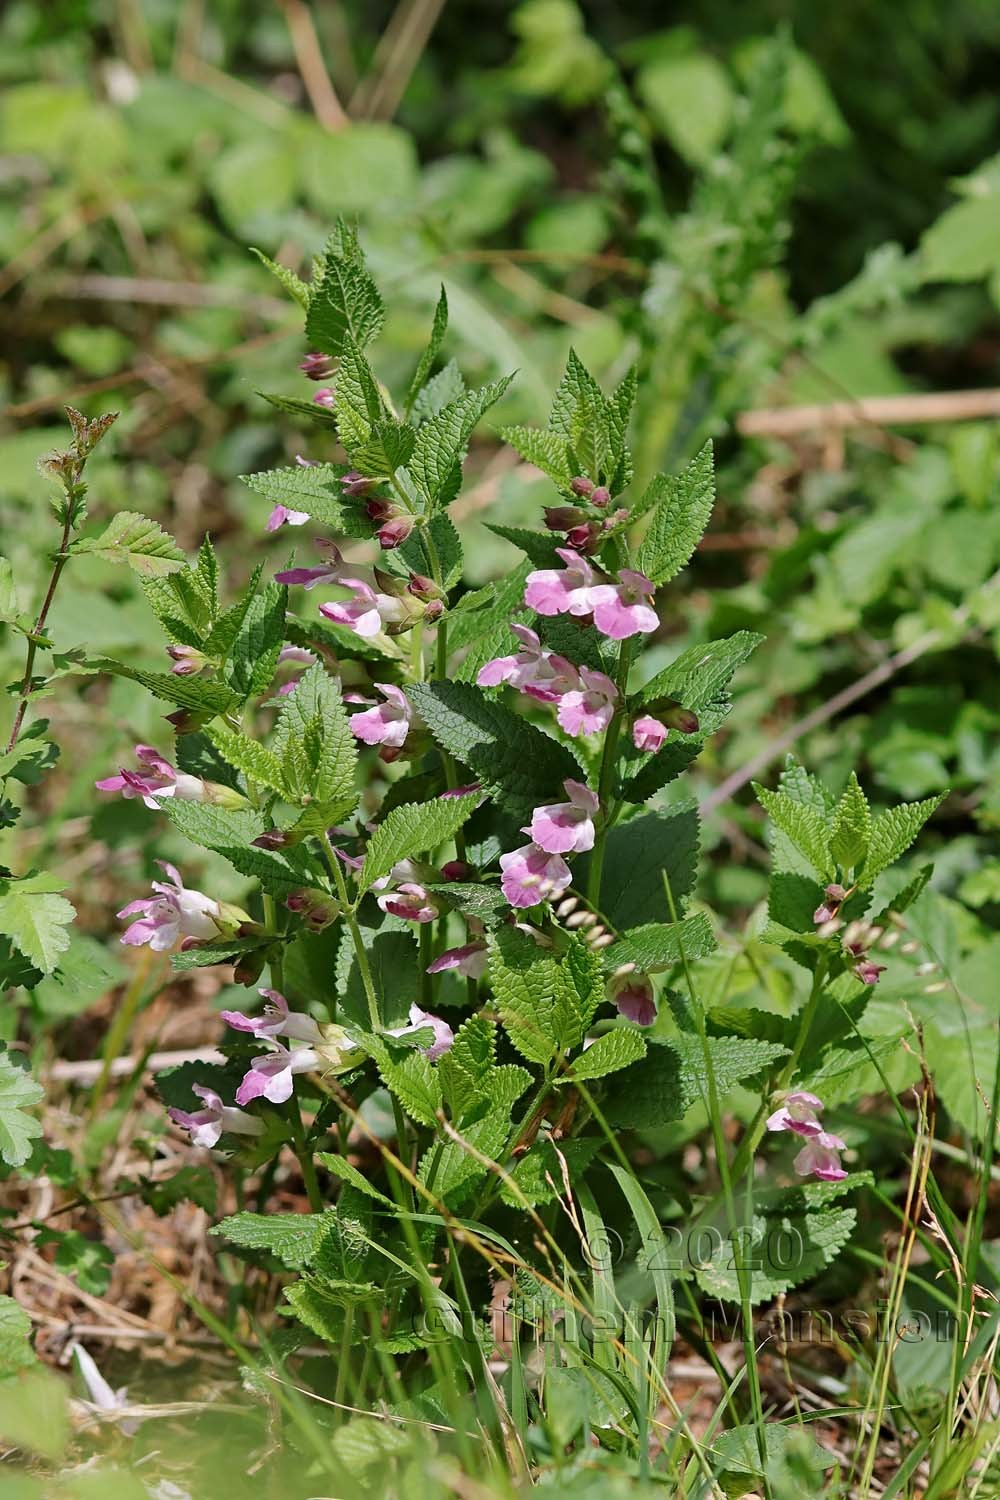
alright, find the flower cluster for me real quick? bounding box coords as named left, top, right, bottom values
left=97, top=745, right=247, bottom=811
left=813, top=889, right=888, bottom=986
left=116, top=862, right=248, bottom=953
left=766, top=1090, right=847, bottom=1181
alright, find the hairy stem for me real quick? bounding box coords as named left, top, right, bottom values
left=5, top=510, right=74, bottom=760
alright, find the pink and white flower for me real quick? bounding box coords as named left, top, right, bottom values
left=388, top=1003, right=455, bottom=1062
left=524, top=548, right=598, bottom=617
left=235, top=1041, right=322, bottom=1106
left=500, top=841, right=572, bottom=908
left=632, top=715, right=667, bottom=754
left=478, top=625, right=577, bottom=698
left=607, top=969, right=656, bottom=1027
left=275, top=541, right=346, bottom=590
left=319, top=578, right=408, bottom=638
left=766, top=1090, right=825, bottom=1139
left=793, top=1131, right=848, bottom=1182
left=556, top=667, right=619, bottom=737
left=117, top=863, right=227, bottom=952
left=274, top=644, right=315, bottom=696
left=426, top=941, right=488, bottom=980
left=313, top=386, right=335, bottom=409
left=376, top=881, right=440, bottom=923
left=221, top=989, right=324, bottom=1045
left=588, top=569, right=659, bottom=640
left=854, top=958, right=886, bottom=985
left=266, top=503, right=309, bottom=532
left=529, top=779, right=599, bottom=855
left=167, top=1084, right=264, bottom=1148
left=97, top=745, right=187, bottom=809
left=349, top=683, right=412, bottom=748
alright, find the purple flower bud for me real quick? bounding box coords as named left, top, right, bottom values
left=590, top=485, right=611, bottom=508
left=164, top=708, right=210, bottom=735
left=312, top=387, right=336, bottom=409
left=252, top=829, right=292, bottom=850
left=662, top=705, right=700, bottom=736
left=570, top=476, right=595, bottom=498
left=165, top=644, right=207, bottom=677
left=365, top=497, right=396, bottom=523
left=377, top=515, right=415, bottom=550
left=565, top=521, right=602, bottom=553
left=544, top=505, right=588, bottom=532
left=300, top=351, right=335, bottom=380
left=342, top=470, right=377, bottom=499
left=854, top=959, right=886, bottom=985
left=407, top=573, right=443, bottom=601
left=440, top=860, right=472, bottom=882
left=423, top=598, right=444, bottom=623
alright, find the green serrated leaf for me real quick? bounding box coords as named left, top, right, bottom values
left=498, top=425, right=573, bottom=486
left=407, top=680, right=580, bottom=816
left=829, top=772, right=871, bottom=873
left=0, top=876, right=74, bottom=975
left=73, top=511, right=186, bottom=578
left=205, top=721, right=287, bottom=796
left=569, top=1027, right=647, bottom=1081
left=859, top=794, right=945, bottom=889
left=0, top=1295, right=36, bottom=1375
left=241, top=464, right=374, bottom=536
left=635, top=443, right=715, bottom=585
left=694, top=1206, right=856, bottom=1304
left=408, top=375, right=514, bottom=509
left=271, top=661, right=358, bottom=827
left=212, top=1211, right=329, bottom=1269
left=405, top=285, right=449, bottom=417
left=578, top=804, right=700, bottom=929
left=360, top=791, right=479, bottom=891
left=159, top=800, right=322, bottom=893
left=755, top=784, right=834, bottom=881
left=603, top=912, right=716, bottom=973
left=225, top=579, right=287, bottom=702
left=0, top=1052, right=44, bottom=1167
left=90, top=657, right=236, bottom=715
left=305, top=238, right=385, bottom=355
left=250, top=246, right=311, bottom=307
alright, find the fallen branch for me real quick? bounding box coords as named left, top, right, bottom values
left=738, top=389, right=1000, bottom=438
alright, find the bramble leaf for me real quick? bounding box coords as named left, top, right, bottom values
left=0, top=1051, right=44, bottom=1167
left=0, top=875, right=74, bottom=974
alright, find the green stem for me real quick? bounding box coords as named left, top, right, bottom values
left=587, top=642, right=633, bottom=908
left=322, top=833, right=381, bottom=1031
left=289, top=1094, right=324, bottom=1213
left=4, top=510, right=74, bottom=763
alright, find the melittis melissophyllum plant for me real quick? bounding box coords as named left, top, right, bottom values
left=85, top=223, right=944, bottom=1350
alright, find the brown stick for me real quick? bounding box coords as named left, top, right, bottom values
left=279, top=0, right=349, bottom=129
left=700, top=568, right=1000, bottom=816
left=738, top=389, right=1000, bottom=438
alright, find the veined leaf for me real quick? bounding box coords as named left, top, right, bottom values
left=830, top=772, right=871, bottom=873
left=0, top=1051, right=44, bottom=1167
left=73, top=511, right=186, bottom=578
left=305, top=237, right=385, bottom=355
left=568, top=1027, right=647, bottom=1081
left=0, top=874, right=74, bottom=974
left=360, top=791, right=479, bottom=891
left=635, top=443, right=715, bottom=585
left=859, top=793, right=945, bottom=889
left=755, top=784, right=834, bottom=881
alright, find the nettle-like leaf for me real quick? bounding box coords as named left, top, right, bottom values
left=603, top=912, right=716, bottom=974
left=567, top=1027, right=647, bottom=1081
left=305, top=231, right=385, bottom=356
left=364, top=1036, right=442, bottom=1128
left=500, top=1138, right=602, bottom=1208
left=637, top=631, right=764, bottom=713
left=407, top=375, right=514, bottom=510
left=548, top=349, right=618, bottom=486
left=160, top=801, right=323, bottom=894
left=487, top=927, right=601, bottom=1065
left=417, top=1109, right=509, bottom=1209
left=604, top=1035, right=788, bottom=1130
left=250, top=246, right=311, bottom=308
left=90, top=657, right=236, bottom=716
left=694, top=1205, right=857, bottom=1305
left=226, top=580, right=286, bottom=702
left=498, top=425, right=573, bottom=487
left=0, top=1051, right=44, bottom=1167
left=412, top=359, right=466, bottom=425
left=0, top=874, right=74, bottom=974
left=754, top=784, right=834, bottom=881
left=635, top=443, right=715, bottom=585
left=360, top=791, right=480, bottom=891
left=205, top=722, right=287, bottom=797
left=829, top=772, right=871, bottom=872
left=405, top=285, right=449, bottom=417
left=859, top=793, right=945, bottom=889
left=271, top=661, right=358, bottom=830
left=212, top=1211, right=329, bottom=1269
left=73, top=511, right=186, bottom=578
left=396, top=514, right=464, bottom=589
left=578, top=804, right=700, bottom=929
left=407, top=679, right=581, bottom=815
left=241, top=464, right=375, bottom=537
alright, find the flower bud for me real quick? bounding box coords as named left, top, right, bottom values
left=422, top=598, right=444, bottom=623
left=645, top=698, right=700, bottom=735
left=312, top=387, right=336, bottom=409
left=204, top=780, right=250, bottom=810
left=407, top=572, right=443, bottom=601
left=569, top=476, right=595, bottom=498
left=377, top=514, right=415, bottom=550
left=565, top=521, right=603, bottom=553
left=544, top=505, right=588, bottom=532
left=342, top=470, right=376, bottom=499
left=164, top=708, right=213, bottom=735
left=373, top=566, right=410, bottom=598
left=440, top=859, right=472, bottom=882
left=300, top=351, right=335, bottom=380
left=590, top=485, right=611, bottom=508
left=166, top=645, right=208, bottom=677
left=253, top=829, right=293, bottom=850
